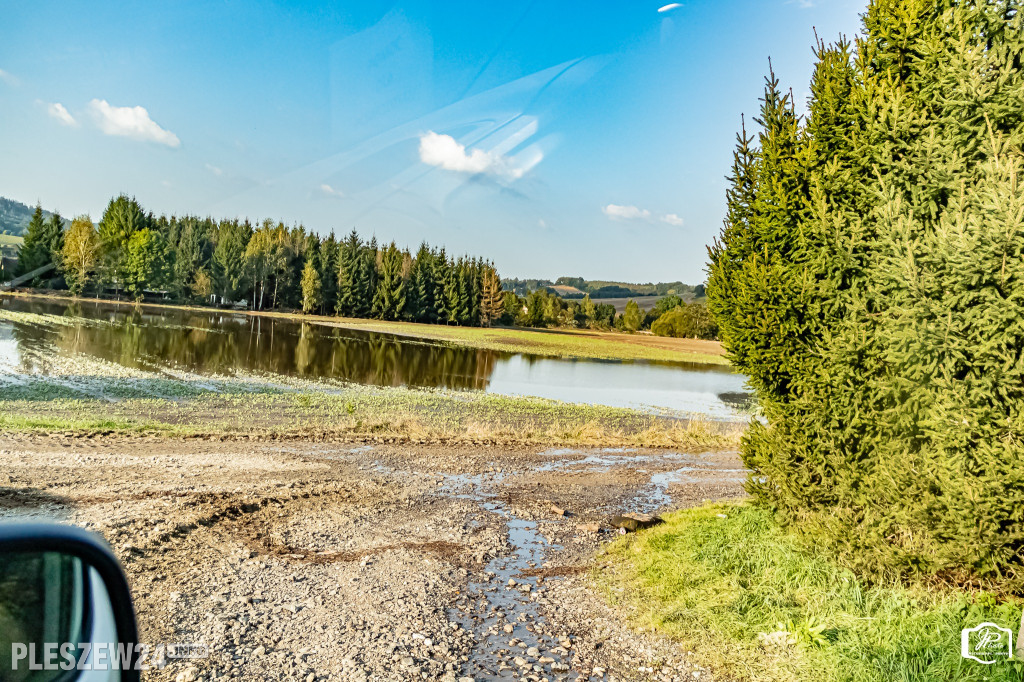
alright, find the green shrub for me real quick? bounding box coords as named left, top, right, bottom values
left=707, top=2, right=1024, bottom=589
left=651, top=302, right=718, bottom=340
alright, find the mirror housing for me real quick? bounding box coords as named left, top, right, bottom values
left=0, top=523, right=141, bottom=682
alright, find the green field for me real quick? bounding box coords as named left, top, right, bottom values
left=598, top=503, right=1024, bottom=682
left=0, top=233, right=22, bottom=256
left=315, top=316, right=728, bottom=365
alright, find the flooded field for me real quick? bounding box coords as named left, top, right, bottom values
left=0, top=294, right=751, bottom=419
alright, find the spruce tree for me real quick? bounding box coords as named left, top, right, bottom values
left=480, top=266, right=504, bottom=326
left=372, top=242, right=406, bottom=320
left=708, top=0, right=1024, bottom=588
left=16, top=205, right=49, bottom=276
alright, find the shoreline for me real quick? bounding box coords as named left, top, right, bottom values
left=0, top=288, right=730, bottom=366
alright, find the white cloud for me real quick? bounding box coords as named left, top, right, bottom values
left=657, top=3, right=683, bottom=12
left=88, top=99, right=181, bottom=147
left=47, top=102, right=77, bottom=127
left=538, top=218, right=548, bottom=229
left=418, top=131, right=526, bottom=180
left=603, top=204, right=684, bottom=227
left=318, top=183, right=345, bottom=198
left=603, top=204, right=651, bottom=221
left=205, top=163, right=223, bottom=176
left=0, top=68, right=19, bottom=86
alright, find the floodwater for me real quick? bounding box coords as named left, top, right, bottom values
left=0, top=294, right=752, bottom=419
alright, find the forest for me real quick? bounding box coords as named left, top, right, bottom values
left=12, top=195, right=716, bottom=337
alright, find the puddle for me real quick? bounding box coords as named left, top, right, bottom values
left=334, top=448, right=747, bottom=678
left=439, top=473, right=578, bottom=680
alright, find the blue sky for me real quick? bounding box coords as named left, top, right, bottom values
left=0, top=0, right=863, bottom=283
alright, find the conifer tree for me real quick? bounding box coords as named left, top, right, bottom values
left=372, top=242, right=406, bottom=320
left=336, top=229, right=361, bottom=316
left=98, top=195, right=150, bottom=294
left=708, top=0, right=1024, bottom=588
left=16, top=205, right=50, bottom=276
left=480, top=266, right=504, bottom=327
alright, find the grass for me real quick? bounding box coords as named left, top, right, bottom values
left=1, top=290, right=730, bottom=366
left=597, top=502, right=1024, bottom=682
left=0, top=381, right=744, bottom=449
left=0, top=233, right=21, bottom=259
left=322, top=319, right=730, bottom=365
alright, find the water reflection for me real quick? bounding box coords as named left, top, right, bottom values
left=0, top=295, right=751, bottom=418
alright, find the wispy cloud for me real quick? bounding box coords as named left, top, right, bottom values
left=0, top=68, right=19, bottom=86
left=88, top=99, right=181, bottom=147
left=603, top=204, right=683, bottom=227
left=318, top=183, right=345, bottom=199
left=657, top=3, right=683, bottom=12
left=205, top=163, right=223, bottom=176
left=47, top=102, right=78, bottom=127
left=418, top=131, right=526, bottom=181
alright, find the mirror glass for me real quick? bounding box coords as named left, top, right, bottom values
left=0, top=550, right=117, bottom=681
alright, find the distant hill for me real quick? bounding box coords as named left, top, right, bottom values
left=0, top=196, right=67, bottom=237
left=502, top=276, right=706, bottom=302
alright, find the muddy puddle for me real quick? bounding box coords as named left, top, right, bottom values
left=428, top=450, right=746, bottom=679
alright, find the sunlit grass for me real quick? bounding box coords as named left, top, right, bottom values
left=597, top=503, right=1024, bottom=682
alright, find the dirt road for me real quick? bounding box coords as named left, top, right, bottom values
left=0, top=434, right=745, bottom=681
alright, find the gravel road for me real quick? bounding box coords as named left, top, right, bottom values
left=0, top=434, right=745, bottom=682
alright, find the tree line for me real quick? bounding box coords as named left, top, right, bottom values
left=13, top=194, right=716, bottom=338
left=18, top=196, right=504, bottom=326
left=708, top=1, right=1024, bottom=589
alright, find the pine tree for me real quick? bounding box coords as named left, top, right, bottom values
left=213, top=220, right=251, bottom=304
left=124, top=228, right=170, bottom=299
left=441, top=258, right=461, bottom=324
left=16, top=205, right=49, bottom=277
left=372, top=242, right=406, bottom=320
left=318, top=234, right=339, bottom=314
left=98, top=195, right=150, bottom=294
left=336, top=229, right=361, bottom=316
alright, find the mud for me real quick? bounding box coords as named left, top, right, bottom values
left=0, top=434, right=745, bottom=681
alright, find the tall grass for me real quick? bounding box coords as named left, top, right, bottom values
left=598, top=503, right=1024, bottom=682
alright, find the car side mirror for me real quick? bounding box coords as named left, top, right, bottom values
left=0, top=523, right=141, bottom=681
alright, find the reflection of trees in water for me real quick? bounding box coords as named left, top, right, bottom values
left=11, top=297, right=505, bottom=390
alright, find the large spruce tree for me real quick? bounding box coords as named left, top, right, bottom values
left=708, top=0, right=1024, bottom=588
